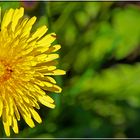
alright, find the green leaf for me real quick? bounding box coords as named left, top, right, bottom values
left=113, top=6, right=140, bottom=59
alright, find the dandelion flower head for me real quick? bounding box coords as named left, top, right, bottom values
left=0, top=7, right=65, bottom=136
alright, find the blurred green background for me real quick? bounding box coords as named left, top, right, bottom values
left=1, top=1, right=140, bottom=138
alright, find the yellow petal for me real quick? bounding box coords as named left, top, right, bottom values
left=14, top=18, right=29, bottom=37
left=36, top=66, right=56, bottom=72
left=43, top=84, right=62, bottom=93
left=27, top=25, right=48, bottom=42
left=33, top=84, right=46, bottom=95
left=43, top=81, right=53, bottom=87
left=13, top=103, right=20, bottom=121
left=35, top=54, right=47, bottom=61
left=37, top=33, right=56, bottom=46
left=33, top=79, right=53, bottom=88
left=52, top=45, right=61, bottom=52
left=29, top=108, right=42, bottom=123
left=46, top=54, right=59, bottom=62
left=45, top=76, right=56, bottom=84
left=1, top=8, right=14, bottom=30
left=38, top=96, right=55, bottom=108
left=29, top=99, right=40, bottom=109
left=3, top=121, right=10, bottom=136
left=9, top=97, right=14, bottom=116
left=35, top=45, right=50, bottom=53
left=53, top=69, right=66, bottom=75
left=18, top=103, right=31, bottom=118
left=45, top=69, right=66, bottom=75
left=21, top=16, right=36, bottom=37
left=23, top=96, right=30, bottom=104
left=12, top=7, right=24, bottom=32
left=23, top=114, right=35, bottom=128
left=0, top=97, right=3, bottom=117
left=12, top=116, right=19, bottom=134
left=46, top=44, right=61, bottom=53
left=42, top=95, right=54, bottom=103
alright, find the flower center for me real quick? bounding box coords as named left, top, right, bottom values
left=0, top=60, right=13, bottom=83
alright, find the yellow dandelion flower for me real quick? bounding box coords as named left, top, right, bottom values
left=0, top=7, right=65, bottom=136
